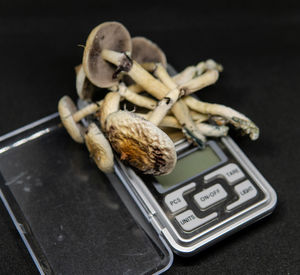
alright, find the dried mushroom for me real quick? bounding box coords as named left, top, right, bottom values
left=57, top=20, right=260, bottom=176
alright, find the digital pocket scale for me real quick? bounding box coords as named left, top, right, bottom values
left=115, top=135, right=277, bottom=255
left=0, top=67, right=277, bottom=273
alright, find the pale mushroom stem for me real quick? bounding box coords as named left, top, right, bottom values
left=127, top=65, right=196, bottom=94
left=136, top=112, right=228, bottom=137
left=189, top=110, right=210, bottom=122
left=150, top=63, right=208, bottom=145
left=117, top=83, right=157, bottom=110
left=72, top=100, right=102, bottom=122
left=101, top=49, right=168, bottom=100
left=183, top=96, right=259, bottom=140
left=172, top=66, right=197, bottom=86
left=178, top=70, right=219, bottom=96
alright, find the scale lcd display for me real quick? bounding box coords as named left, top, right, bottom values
left=155, top=146, right=221, bottom=190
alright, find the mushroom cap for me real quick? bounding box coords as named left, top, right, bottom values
left=132, top=37, right=167, bottom=67
left=98, top=91, right=121, bottom=131
left=75, top=64, right=96, bottom=100
left=85, top=123, right=114, bottom=173
left=58, top=95, right=85, bottom=143
left=105, top=110, right=177, bottom=175
left=82, top=21, right=132, bottom=88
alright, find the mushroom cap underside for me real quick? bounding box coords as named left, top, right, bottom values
left=83, top=21, right=132, bottom=88
left=132, top=36, right=167, bottom=67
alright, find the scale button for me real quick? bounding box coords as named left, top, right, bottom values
left=194, top=184, right=228, bottom=209
left=226, top=180, right=258, bottom=211
left=204, top=163, right=245, bottom=185
left=164, top=182, right=196, bottom=213
left=175, top=210, right=217, bottom=231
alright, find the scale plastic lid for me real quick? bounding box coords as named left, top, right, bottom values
left=0, top=114, right=173, bottom=274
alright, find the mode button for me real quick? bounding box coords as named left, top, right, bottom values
left=164, top=182, right=196, bottom=213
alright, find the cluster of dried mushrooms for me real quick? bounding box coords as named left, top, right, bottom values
left=58, top=21, right=259, bottom=176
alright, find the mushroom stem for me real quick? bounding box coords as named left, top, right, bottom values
left=183, top=96, right=259, bottom=140
left=127, top=83, right=144, bottom=93
left=118, top=83, right=157, bottom=110
left=195, top=122, right=229, bottom=137
left=72, top=100, right=102, bottom=122
left=189, top=110, right=210, bottom=122
left=150, top=63, right=207, bottom=145
left=178, top=70, right=219, bottom=96
left=101, top=49, right=169, bottom=100
left=129, top=59, right=223, bottom=94
left=136, top=112, right=228, bottom=137
left=128, top=65, right=197, bottom=94
left=172, top=66, right=197, bottom=86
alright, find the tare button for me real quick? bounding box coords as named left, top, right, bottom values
left=204, top=163, right=245, bottom=185
left=194, top=184, right=228, bottom=209
left=164, top=182, right=196, bottom=213
left=226, top=180, right=258, bottom=211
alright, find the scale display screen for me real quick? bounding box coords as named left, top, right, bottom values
left=155, top=145, right=221, bottom=190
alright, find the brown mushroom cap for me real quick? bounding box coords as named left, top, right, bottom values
left=82, top=21, right=132, bottom=88
left=85, top=123, right=114, bottom=173
left=105, top=110, right=177, bottom=175
left=58, top=96, right=85, bottom=143
left=132, top=37, right=167, bottom=67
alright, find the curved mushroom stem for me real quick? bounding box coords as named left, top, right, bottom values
left=183, top=96, right=259, bottom=140
left=117, top=83, right=157, bottom=110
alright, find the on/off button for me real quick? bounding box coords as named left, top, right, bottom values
left=194, top=184, right=228, bottom=209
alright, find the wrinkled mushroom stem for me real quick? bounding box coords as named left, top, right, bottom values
left=183, top=96, right=259, bottom=140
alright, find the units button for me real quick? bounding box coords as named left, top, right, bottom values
left=226, top=180, right=258, bottom=211
left=175, top=210, right=217, bottom=231
left=164, top=182, right=196, bottom=213
left=194, top=184, right=228, bottom=209
left=204, top=163, right=245, bottom=185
